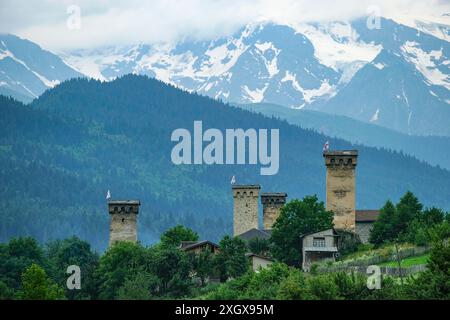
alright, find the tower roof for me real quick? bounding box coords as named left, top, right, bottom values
left=323, top=150, right=358, bottom=157
left=108, top=200, right=140, bottom=205
left=108, top=200, right=140, bottom=214
left=323, top=150, right=358, bottom=168
left=232, top=184, right=261, bottom=190
left=261, top=192, right=287, bottom=197
left=356, top=210, right=380, bottom=222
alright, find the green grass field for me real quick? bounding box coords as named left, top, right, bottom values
left=378, top=254, right=430, bottom=268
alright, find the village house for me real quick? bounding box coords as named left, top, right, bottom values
left=301, top=228, right=339, bottom=272
left=246, top=253, right=274, bottom=272
left=179, top=240, right=220, bottom=254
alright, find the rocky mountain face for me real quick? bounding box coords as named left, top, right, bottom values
left=63, top=18, right=450, bottom=136
left=0, top=34, right=83, bottom=102
left=1, top=17, right=449, bottom=136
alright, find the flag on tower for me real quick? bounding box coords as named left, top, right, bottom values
left=323, top=141, right=330, bottom=152
left=231, top=175, right=236, bottom=185
left=106, top=189, right=111, bottom=200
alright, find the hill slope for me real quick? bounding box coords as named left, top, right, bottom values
left=1, top=75, right=450, bottom=251
left=239, top=102, right=450, bottom=170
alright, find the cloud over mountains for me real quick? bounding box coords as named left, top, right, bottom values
left=1, top=0, right=448, bottom=50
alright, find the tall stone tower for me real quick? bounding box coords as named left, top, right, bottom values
left=108, top=200, right=140, bottom=247
left=232, top=185, right=260, bottom=236
left=261, top=193, right=287, bottom=230
left=323, top=150, right=358, bottom=231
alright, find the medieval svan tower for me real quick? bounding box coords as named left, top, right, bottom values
left=232, top=185, right=260, bottom=236
left=261, top=193, right=287, bottom=230
left=108, top=200, right=140, bottom=246
left=323, top=150, right=358, bottom=231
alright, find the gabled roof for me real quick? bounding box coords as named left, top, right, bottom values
left=245, top=253, right=274, bottom=261
left=179, top=240, right=219, bottom=251
left=237, top=228, right=271, bottom=241
left=179, top=241, right=199, bottom=249
left=299, top=228, right=338, bottom=239
left=356, top=210, right=380, bottom=222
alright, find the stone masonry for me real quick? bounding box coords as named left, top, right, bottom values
left=232, top=185, right=260, bottom=236
left=261, top=193, right=287, bottom=230
left=324, top=150, right=358, bottom=231
left=108, top=200, right=140, bottom=247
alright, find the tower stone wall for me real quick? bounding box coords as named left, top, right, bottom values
left=108, top=200, right=140, bottom=247
left=232, top=185, right=260, bottom=236
left=324, top=150, right=358, bottom=231
left=261, top=193, right=287, bottom=230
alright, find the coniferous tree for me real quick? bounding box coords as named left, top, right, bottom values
left=215, top=236, right=249, bottom=282
left=369, top=200, right=397, bottom=246
left=395, top=191, right=423, bottom=237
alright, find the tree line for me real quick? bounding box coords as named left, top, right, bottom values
left=1, top=191, right=448, bottom=300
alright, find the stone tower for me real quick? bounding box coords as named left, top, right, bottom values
left=232, top=185, right=260, bottom=236
left=261, top=193, right=287, bottom=230
left=323, top=150, right=358, bottom=231
left=108, top=200, right=140, bottom=247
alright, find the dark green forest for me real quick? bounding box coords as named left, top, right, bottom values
left=1, top=74, right=450, bottom=251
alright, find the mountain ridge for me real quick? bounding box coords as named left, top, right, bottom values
left=2, top=17, right=448, bottom=136
left=0, top=33, right=84, bottom=102
left=239, top=102, right=450, bottom=170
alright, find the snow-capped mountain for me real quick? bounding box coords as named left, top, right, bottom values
left=64, top=24, right=346, bottom=108
left=0, top=34, right=83, bottom=102
left=1, top=16, right=449, bottom=136
left=312, top=18, right=450, bottom=136
left=61, top=18, right=449, bottom=136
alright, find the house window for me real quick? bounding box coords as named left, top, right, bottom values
left=313, top=237, right=326, bottom=247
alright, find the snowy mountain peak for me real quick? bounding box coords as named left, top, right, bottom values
left=1, top=17, right=449, bottom=136
left=0, top=34, right=83, bottom=102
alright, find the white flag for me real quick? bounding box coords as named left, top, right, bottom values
left=106, top=189, right=111, bottom=200
left=323, top=141, right=330, bottom=152
left=230, top=175, right=236, bottom=185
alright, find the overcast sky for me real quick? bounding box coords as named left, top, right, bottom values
left=0, top=0, right=449, bottom=51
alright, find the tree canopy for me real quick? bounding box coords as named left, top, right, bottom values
left=270, top=196, right=334, bottom=266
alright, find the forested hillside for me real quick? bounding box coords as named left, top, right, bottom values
left=239, top=102, right=450, bottom=170
left=1, top=75, right=450, bottom=251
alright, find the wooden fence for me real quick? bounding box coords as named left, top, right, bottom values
left=315, top=245, right=430, bottom=275
left=316, top=264, right=427, bottom=276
